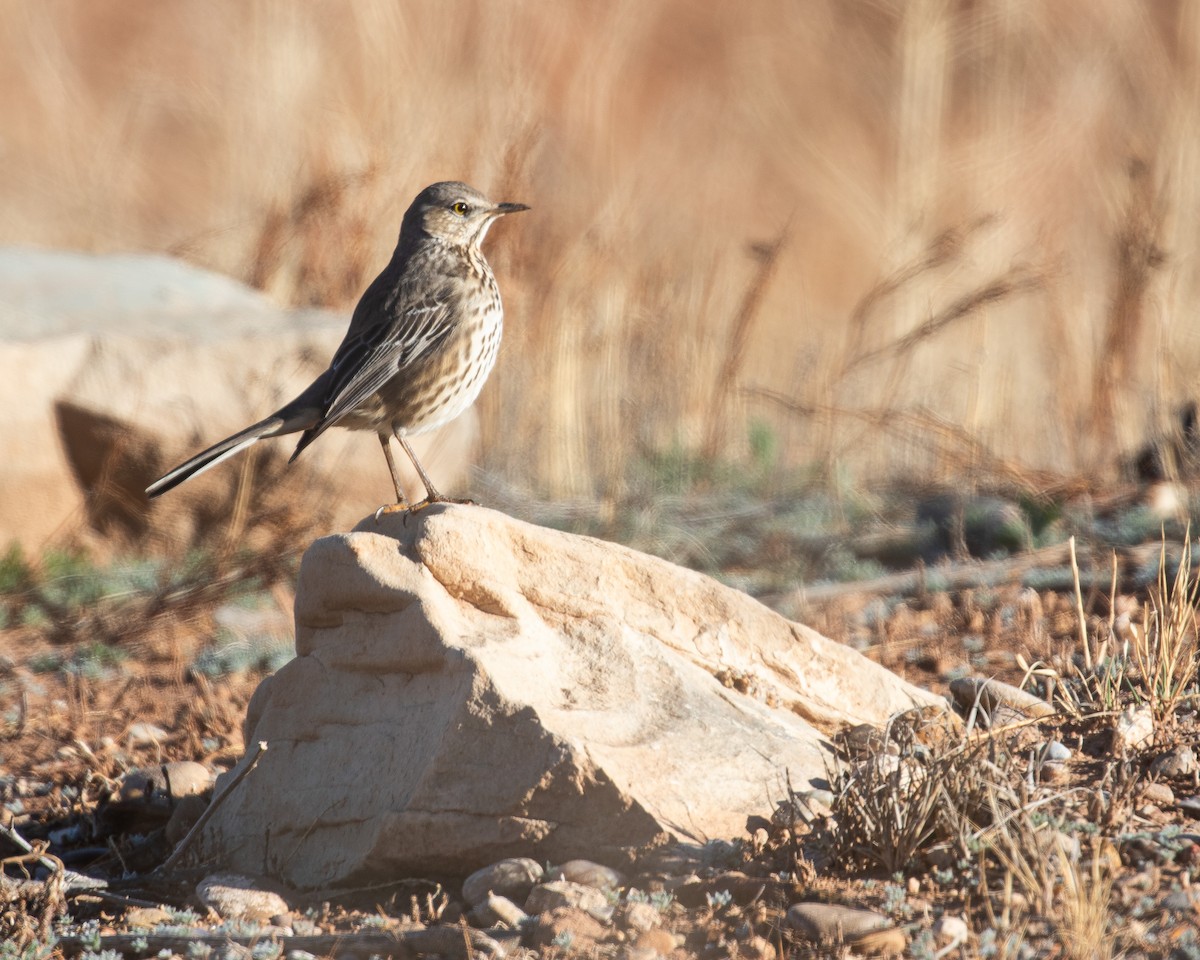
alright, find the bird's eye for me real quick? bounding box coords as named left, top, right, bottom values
left=452, top=201, right=470, bottom=216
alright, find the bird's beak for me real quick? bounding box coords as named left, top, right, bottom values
left=494, top=202, right=530, bottom=216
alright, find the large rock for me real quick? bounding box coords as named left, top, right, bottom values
left=196, top=505, right=941, bottom=888
left=0, top=249, right=474, bottom=548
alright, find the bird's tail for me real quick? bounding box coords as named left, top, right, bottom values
left=146, top=415, right=290, bottom=499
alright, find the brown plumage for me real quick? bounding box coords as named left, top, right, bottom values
left=146, top=181, right=527, bottom=508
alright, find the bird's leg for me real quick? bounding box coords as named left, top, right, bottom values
left=396, top=432, right=475, bottom=512
left=374, top=434, right=413, bottom=520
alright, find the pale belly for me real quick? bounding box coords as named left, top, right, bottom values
left=338, top=313, right=503, bottom=437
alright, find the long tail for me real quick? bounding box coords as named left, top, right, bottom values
left=146, top=415, right=291, bottom=499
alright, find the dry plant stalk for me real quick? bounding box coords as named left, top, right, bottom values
left=828, top=714, right=1016, bottom=874
left=1129, top=534, right=1200, bottom=728
left=984, top=822, right=1115, bottom=960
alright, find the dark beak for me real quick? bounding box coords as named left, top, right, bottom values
left=495, top=202, right=530, bottom=215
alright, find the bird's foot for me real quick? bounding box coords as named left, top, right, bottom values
left=374, top=501, right=412, bottom=523
left=408, top=495, right=477, bottom=513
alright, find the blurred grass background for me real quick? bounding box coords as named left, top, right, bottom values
left=3, top=0, right=1200, bottom=503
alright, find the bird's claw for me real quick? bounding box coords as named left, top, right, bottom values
left=374, top=502, right=412, bottom=523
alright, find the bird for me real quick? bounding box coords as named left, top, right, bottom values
left=146, top=181, right=528, bottom=511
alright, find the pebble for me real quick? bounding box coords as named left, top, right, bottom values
left=1141, top=781, right=1175, bottom=807
left=120, top=761, right=214, bottom=805
left=1150, top=746, right=1196, bottom=778
left=526, top=906, right=607, bottom=949
left=1040, top=740, right=1071, bottom=762
left=1178, top=795, right=1200, bottom=816
left=125, top=722, right=170, bottom=747
left=461, top=857, right=543, bottom=907
left=838, top=723, right=891, bottom=758
left=467, top=893, right=528, bottom=929
left=1112, top=706, right=1154, bottom=754
left=949, top=677, right=1054, bottom=720
left=124, top=906, right=173, bottom=928
left=526, top=880, right=614, bottom=923
left=786, top=902, right=891, bottom=940
left=619, top=900, right=661, bottom=933
left=547, top=859, right=624, bottom=892
left=738, top=935, right=776, bottom=960
left=933, top=915, right=969, bottom=947
left=632, top=928, right=680, bottom=956
left=1162, top=889, right=1196, bottom=913
left=197, top=872, right=291, bottom=921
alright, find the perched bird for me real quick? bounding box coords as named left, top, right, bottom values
left=146, top=181, right=528, bottom=510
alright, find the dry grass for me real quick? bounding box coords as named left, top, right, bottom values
left=1130, top=535, right=1200, bottom=727
left=4, top=2, right=1200, bottom=499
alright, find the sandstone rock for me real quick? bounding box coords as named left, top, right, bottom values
left=461, top=857, right=544, bottom=907
left=933, top=914, right=969, bottom=948
left=197, top=872, right=291, bottom=921
left=0, top=248, right=473, bottom=548
left=547, top=860, right=623, bottom=892
left=631, top=928, right=681, bottom=957
left=526, top=881, right=613, bottom=923
left=108, top=760, right=216, bottom=833
left=120, top=760, right=214, bottom=803
left=1113, top=705, right=1155, bottom=754
left=949, top=677, right=1054, bottom=722
left=196, top=506, right=940, bottom=887
left=786, top=902, right=892, bottom=941
left=1150, top=745, right=1196, bottom=778
left=124, top=906, right=173, bottom=929
left=618, top=900, right=662, bottom=933
left=1141, top=781, right=1174, bottom=807
left=467, top=893, right=528, bottom=929
left=526, top=906, right=607, bottom=950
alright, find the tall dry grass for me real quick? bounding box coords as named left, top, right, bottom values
left=4, top=1, right=1200, bottom=498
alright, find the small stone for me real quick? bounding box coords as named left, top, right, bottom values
left=125, top=906, right=173, bottom=928
left=468, top=893, right=528, bottom=928
left=838, top=723, right=890, bottom=758
left=1178, top=795, right=1200, bottom=816
left=1141, top=781, right=1175, bottom=807
left=933, top=915, right=969, bottom=947
left=851, top=927, right=908, bottom=955
left=1039, top=760, right=1070, bottom=784
left=289, top=916, right=321, bottom=936
left=126, top=722, right=170, bottom=746
left=1112, top=706, right=1154, bottom=754
left=1040, top=741, right=1071, bottom=762
left=526, top=880, right=613, bottom=923
left=526, top=906, right=607, bottom=949
left=547, top=859, right=624, bottom=892
left=633, top=928, right=679, bottom=956
left=906, top=877, right=920, bottom=896
left=1162, top=889, right=1196, bottom=913
left=461, top=857, right=543, bottom=907
left=739, top=935, right=776, bottom=960
left=286, top=953, right=319, bottom=960
left=786, top=902, right=891, bottom=941
left=197, top=872, right=290, bottom=921
left=120, top=761, right=214, bottom=805
left=949, top=677, right=1054, bottom=721
left=619, top=900, right=661, bottom=933
left=1150, top=746, right=1196, bottom=778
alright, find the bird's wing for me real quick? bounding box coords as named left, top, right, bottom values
left=318, top=288, right=457, bottom=430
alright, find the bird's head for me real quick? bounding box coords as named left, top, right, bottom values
left=404, top=181, right=528, bottom=249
